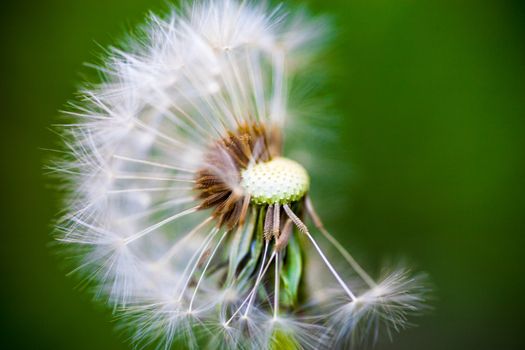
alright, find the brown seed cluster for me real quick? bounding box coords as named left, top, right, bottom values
left=194, top=123, right=282, bottom=229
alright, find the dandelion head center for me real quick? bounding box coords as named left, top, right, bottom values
left=241, top=157, right=309, bottom=205
left=194, top=122, right=282, bottom=228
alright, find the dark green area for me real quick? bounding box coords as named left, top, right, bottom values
left=0, top=0, right=523, bottom=349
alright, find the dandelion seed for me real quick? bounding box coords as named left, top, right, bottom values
left=53, top=0, right=429, bottom=348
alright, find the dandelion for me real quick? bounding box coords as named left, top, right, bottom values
left=52, top=0, right=429, bottom=348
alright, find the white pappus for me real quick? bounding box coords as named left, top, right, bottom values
left=51, top=0, right=429, bottom=349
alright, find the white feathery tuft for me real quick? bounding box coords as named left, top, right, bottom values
left=324, top=268, right=430, bottom=347
left=52, top=1, right=428, bottom=349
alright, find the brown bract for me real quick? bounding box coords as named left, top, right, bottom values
left=194, top=123, right=282, bottom=229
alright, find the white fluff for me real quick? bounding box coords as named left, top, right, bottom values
left=53, top=1, right=427, bottom=349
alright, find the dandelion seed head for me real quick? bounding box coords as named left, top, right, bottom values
left=241, top=157, right=309, bottom=205
left=52, top=0, right=429, bottom=348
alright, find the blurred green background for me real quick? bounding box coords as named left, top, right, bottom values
left=1, top=0, right=524, bottom=349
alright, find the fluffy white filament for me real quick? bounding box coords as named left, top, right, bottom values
left=53, top=1, right=427, bottom=349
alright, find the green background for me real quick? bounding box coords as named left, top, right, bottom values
left=1, top=0, right=524, bottom=349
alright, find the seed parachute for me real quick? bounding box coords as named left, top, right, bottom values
left=52, top=1, right=429, bottom=349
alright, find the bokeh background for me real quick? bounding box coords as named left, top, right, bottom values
left=1, top=0, right=524, bottom=349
